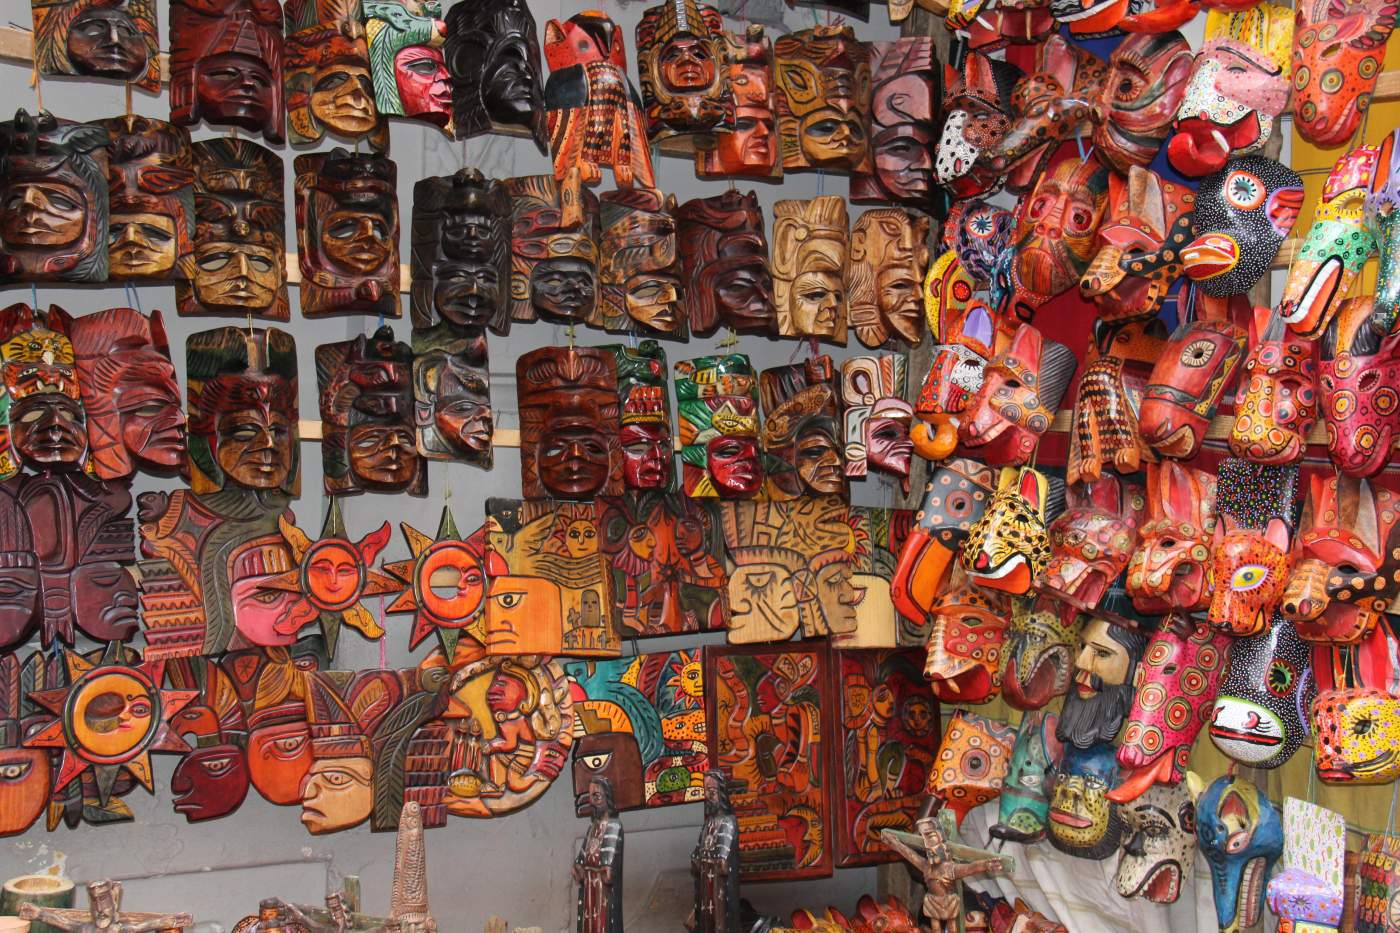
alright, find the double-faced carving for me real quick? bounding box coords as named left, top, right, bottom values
left=847, top=209, right=928, bottom=349
left=761, top=385, right=844, bottom=500
left=411, top=323, right=491, bottom=467
left=445, top=0, right=546, bottom=150
left=95, top=116, right=194, bottom=282
left=504, top=175, right=600, bottom=327
left=411, top=168, right=512, bottom=336
left=318, top=327, right=424, bottom=496
left=773, top=25, right=870, bottom=174
left=852, top=39, right=935, bottom=209
left=676, top=190, right=773, bottom=336
left=517, top=347, right=623, bottom=501
left=676, top=354, right=762, bottom=499
left=695, top=25, right=778, bottom=180
left=772, top=196, right=848, bottom=343
left=364, top=0, right=450, bottom=129
left=635, top=0, right=731, bottom=140
left=169, top=0, right=285, bottom=142
left=31, top=0, right=159, bottom=88
left=295, top=150, right=399, bottom=318
left=283, top=0, right=379, bottom=147
left=599, top=188, right=687, bottom=338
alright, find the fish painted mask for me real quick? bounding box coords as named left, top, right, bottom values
left=1366, top=129, right=1400, bottom=331
left=1092, top=31, right=1195, bottom=174
left=934, top=52, right=1022, bottom=200
left=991, top=710, right=1063, bottom=843
left=1138, top=316, right=1248, bottom=459
left=924, top=571, right=1009, bottom=703
left=1047, top=743, right=1122, bottom=861
left=1000, top=595, right=1078, bottom=711
left=959, top=324, right=1077, bottom=466
left=1182, top=156, right=1304, bottom=297
left=1004, top=158, right=1112, bottom=321
left=1292, top=0, right=1399, bottom=148
left=1114, top=781, right=1197, bottom=904
left=1312, top=687, right=1400, bottom=784
left=961, top=466, right=1053, bottom=596
left=1318, top=296, right=1400, bottom=478
left=891, top=458, right=997, bottom=625
left=1195, top=775, right=1284, bottom=933
left=1210, top=614, right=1313, bottom=768
left=927, top=710, right=1015, bottom=828
left=1209, top=518, right=1294, bottom=637
left=1041, top=477, right=1145, bottom=614
left=1228, top=310, right=1319, bottom=467
left=1127, top=462, right=1219, bottom=615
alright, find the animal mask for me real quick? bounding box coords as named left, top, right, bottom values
left=1228, top=309, right=1319, bottom=466
left=1091, top=31, right=1194, bottom=174
left=1047, top=743, right=1122, bottom=861
left=923, top=569, right=1009, bottom=703
left=1209, top=518, right=1294, bottom=636
left=1126, top=462, right=1219, bottom=615
left=960, top=466, right=1053, bottom=596
left=1367, top=129, right=1400, bottom=331
left=1210, top=614, right=1313, bottom=768
left=1195, top=775, right=1284, bottom=932
left=1000, top=596, right=1078, bottom=712
left=1292, top=0, right=1399, bottom=148
left=912, top=289, right=998, bottom=462
left=1312, top=687, right=1400, bottom=784
left=1318, top=296, right=1400, bottom=478
left=1114, top=782, right=1198, bottom=904
left=927, top=710, right=1015, bottom=828
left=991, top=710, right=1062, bottom=843
left=890, top=458, right=997, bottom=624
left=1041, top=477, right=1145, bottom=615
left=934, top=52, right=1022, bottom=200
left=947, top=201, right=1016, bottom=286
left=1138, top=316, right=1248, bottom=459
left=1003, top=158, right=1112, bottom=321
left=1168, top=5, right=1293, bottom=177
left=1182, top=156, right=1303, bottom=297
left=1066, top=317, right=1165, bottom=486
left=959, top=324, right=1077, bottom=466
left=1265, top=798, right=1347, bottom=930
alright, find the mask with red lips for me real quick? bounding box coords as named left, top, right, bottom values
left=1182, top=156, right=1303, bottom=298
left=1092, top=31, right=1195, bottom=174
left=960, top=465, right=1055, bottom=597
left=1126, top=462, right=1219, bottom=615
left=1318, top=296, right=1400, bottom=478
left=1292, top=0, right=1399, bottom=148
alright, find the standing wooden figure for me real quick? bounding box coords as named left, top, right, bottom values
left=690, top=770, right=742, bottom=933
left=575, top=776, right=624, bottom=933
left=19, top=880, right=191, bottom=931
left=389, top=801, right=437, bottom=933
left=881, top=819, right=1004, bottom=933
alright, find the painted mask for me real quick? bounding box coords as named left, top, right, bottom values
left=364, top=0, right=449, bottom=129
left=1057, top=615, right=1147, bottom=750
left=1000, top=596, right=1078, bottom=712
left=1210, top=614, right=1313, bottom=768
left=772, top=25, right=871, bottom=173
left=1265, top=798, right=1347, bottom=931
left=294, top=150, right=399, bottom=319
left=772, top=196, right=848, bottom=343
left=95, top=115, right=194, bottom=282
left=503, top=174, right=599, bottom=327
left=841, top=355, right=912, bottom=488
left=1127, top=462, right=1219, bottom=615
left=1182, top=156, right=1303, bottom=297
left=1042, top=477, right=1146, bottom=614
left=960, top=466, right=1054, bottom=596
left=1292, top=0, right=1398, bottom=148
left=1138, top=316, right=1249, bottom=459
left=1366, top=129, right=1400, bottom=331
left=412, top=324, right=492, bottom=467
left=1091, top=31, right=1194, bottom=174
left=1228, top=311, right=1319, bottom=466
left=1319, top=296, right=1400, bottom=477
left=952, top=0, right=1056, bottom=50
left=517, top=347, right=623, bottom=501
left=1047, top=743, right=1122, bottom=861
left=444, top=0, right=546, bottom=149
left=927, top=710, right=1014, bottom=828
left=169, top=674, right=250, bottom=823
left=1079, top=167, right=1196, bottom=324
left=923, top=570, right=1009, bottom=703
left=676, top=354, right=762, bottom=499
left=31, top=0, right=159, bottom=89
left=0, top=656, right=50, bottom=835
left=283, top=0, right=378, bottom=147
left=761, top=385, right=844, bottom=500
left=0, top=111, right=109, bottom=283
left=913, top=289, right=998, bottom=462
left=991, top=710, right=1062, bottom=844
left=608, top=341, right=674, bottom=492
left=635, top=0, right=730, bottom=139
left=1209, top=518, right=1294, bottom=637
left=959, top=324, right=1077, bottom=466
left=410, top=168, right=512, bottom=336
left=852, top=38, right=936, bottom=210
left=1004, top=158, right=1112, bottom=321
left=847, top=209, right=928, bottom=349
left=599, top=187, right=687, bottom=338
left=1114, top=782, right=1198, bottom=904
left=1168, top=4, right=1293, bottom=177
left=317, top=328, right=423, bottom=497
left=0, top=485, right=38, bottom=650
left=169, top=0, right=285, bottom=142
left=1195, top=775, right=1284, bottom=932
left=1282, top=475, right=1399, bottom=644
left=676, top=190, right=773, bottom=336
left=934, top=52, right=1022, bottom=200
left=180, top=137, right=288, bottom=320
left=947, top=200, right=1015, bottom=286
left=695, top=25, right=778, bottom=180
left=1312, top=687, right=1400, bottom=784
left=1067, top=318, right=1166, bottom=487
left=890, top=457, right=997, bottom=624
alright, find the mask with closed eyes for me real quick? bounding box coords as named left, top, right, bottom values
left=890, top=458, right=996, bottom=625
left=1318, top=296, right=1400, bottom=478
left=1114, top=781, right=1197, bottom=904
left=1181, top=156, right=1303, bottom=298
left=1194, top=775, right=1284, bottom=932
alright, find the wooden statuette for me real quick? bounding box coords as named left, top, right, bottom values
left=881, top=820, right=1005, bottom=933
left=575, top=777, right=624, bottom=933
left=20, top=880, right=192, bottom=932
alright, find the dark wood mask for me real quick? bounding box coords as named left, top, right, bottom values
left=695, top=25, right=780, bottom=180
left=676, top=190, right=774, bottom=337
left=608, top=341, right=674, bottom=492
left=759, top=355, right=838, bottom=413
left=0, top=490, right=40, bottom=652
left=761, top=384, right=844, bottom=500
left=284, top=0, right=381, bottom=147
left=93, top=115, right=195, bottom=282
left=186, top=326, right=300, bottom=497
left=517, top=346, right=624, bottom=500
left=0, top=312, right=90, bottom=478
left=169, top=0, right=285, bottom=142
left=294, top=150, right=400, bottom=319
left=180, top=137, right=289, bottom=321
left=445, top=0, right=547, bottom=152
left=772, top=196, right=848, bottom=343
left=317, top=326, right=425, bottom=496
left=31, top=0, right=160, bottom=89
left=773, top=25, right=871, bottom=174
left=852, top=38, right=937, bottom=210
left=504, top=174, right=600, bottom=327
left=365, top=0, right=450, bottom=131
left=411, top=168, right=512, bottom=336
left=599, top=188, right=688, bottom=339
left=635, top=0, right=732, bottom=140
left=0, top=110, right=109, bottom=283
left=0, top=654, right=50, bottom=833
left=411, top=323, right=491, bottom=468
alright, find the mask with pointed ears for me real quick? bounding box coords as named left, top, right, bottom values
left=1126, top=462, right=1219, bottom=615
left=1291, top=0, right=1400, bottom=148
left=1041, top=476, right=1146, bottom=615
left=959, top=324, right=1077, bottom=466
left=1318, top=296, right=1400, bottom=478
left=961, top=465, right=1056, bottom=596
left=1193, top=774, right=1284, bottom=932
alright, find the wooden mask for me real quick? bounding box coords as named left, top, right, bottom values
left=772, top=196, right=848, bottom=343
left=1057, top=615, right=1147, bottom=750
left=924, top=568, right=1009, bottom=703
left=934, top=52, right=1022, bottom=201
left=1066, top=317, right=1166, bottom=486
left=444, top=0, right=546, bottom=151
left=181, top=138, right=289, bottom=321
left=1210, top=614, right=1313, bottom=768
left=676, top=190, right=773, bottom=337
left=840, top=355, right=912, bottom=488
left=759, top=355, right=838, bottom=414
left=364, top=0, right=450, bottom=129
left=890, top=457, right=997, bottom=625
left=1228, top=308, right=1319, bottom=466
left=1313, top=687, right=1400, bottom=784
left=847, top=210, right=929, bottom=349
left=0, top=317, right=88, bottom=478
left=999, top=595, right=1078, bottom=712
left=832, top=506, right=914, bottom=649
left=52, top=305, right=184, bottom=481
left=294, top=150, right=399, bottom=319
left=411, top=168, right=512, bottom=336
left=599, top=188, right=687, bottom=338
left=0, top=654, right=51, bottom=835
left=1319, top=297, right=1400, bottom=478
left=1209, top=518, right=1294, bottom=637
left=695, top=25, right=778, bottom=180
left=927, top=709, right=1014, bottom=828
left=851, top=38, right=935, bottom=210
left=0, top=111, right=109, bottom=283
left=317, top=327, right=424, bottom=496
left=1004, top=157, right=1112, bottom=321
left=959, top=324, right=1077, bottom=466
left=504, top=174, right=600, bottom=327
left=1126, top=462, right=1219, bottom=615
left=960, top=466, right=1054, bottom=596
left=1138, top=316, right=1248, bottom=460
left=1293, top=0, right=1397, bottom=147
left=1182, top=156, right=1302, bottom=297
left=411, top=323, right=491, bottom=467
left=990, top=710, right=1062, bottom=844
left=761, top=385, right=844, bottom=500
left=1195, top=776, right=1284, bottom=930
left=381, top=509, right=496, bottom=654
left=635, top=0, right=731, bottom=139
left=675, top=353, right=762, bottom=499
left=95, top=115, right=194, bottom=282
left=186, top=326, right=299, bottom=496
left=608, top=341, right=674, bottom=491
left=1047, top=744, right=1122, bottom=861
left=1041, top=477, right=1146, bottom=615
left=1091, top=31, right=1194, bottom=174
left=283, top=0, right=379, bottom=147
left=517, top=347, right=623, bottom=500
left=169, top=0, right=285, bottom=142
left=773, top=25, right=871, bottom=173
left=166, top=658, right=250, bottom=823
left=1113, top=782, right=1198, bottom=905
left=0, top=486, right=38, bottom=651
left=913, top=293, right=998, bottom=461
left=31, top=0, right=159, bottom=88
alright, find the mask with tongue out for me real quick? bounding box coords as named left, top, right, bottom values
left=1047, top=742, right=1123, bottom=860
left=999, top=595, right=1078, bottom=711
left=1194, top=774, right=1284, bottom=933
left=1114, top=782, right=1197, bottom=904
left=1182, top=156, right=1303, bottom=298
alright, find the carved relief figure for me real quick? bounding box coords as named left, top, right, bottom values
left=675, top=354, right=762, bottom=499
left=445, top=0, right=546, bottom=150
left=169, top=0, right=285, bottom=142
left=283, top=0, right=379, bottom=147
left=411, top=322, right=491, bottom=467
left=382, top=508, right=498, bottom=655
left=847, top=210, right=928, bottom=349
left=517, top=347, right=623, bottom=500
left=772, top=197, right=848, bottom=343
left=364, top=0, right=450, bottom=128
left=95, top=116, right=194, bottom=282
left=295, top=150, right=400, bottom=318
left=852, top=39, right=935, bottom=209
left=599, top=188, right=687, bottom=338
left=504, top=174, right=600, bottom=327
left=696, top=26, right=778, bottom=180
left=19, top=880, right=192, bottom=932
left=410, top=168, right=512, bottom=337
left=882, top=818, right=1004, bottom=933
left=841, top=354, right=913, bottom=489
left=676, top=190, right=773, bottom=336
left=635, top=0, right=731, bottom=139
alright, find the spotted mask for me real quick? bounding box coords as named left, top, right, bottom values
left=1126, top=462, right=1219, bottom=615
left=924, top=569, right=1010, bottom=703
left=1318, top=296, right=1400, bottom=478
left=1366, top=129, right=1400, bottom=331
left=1209, top=613, right=1314, bottom=768
left=1114, top=782, right=1197, bottom=905
left=1182, top=156, right=1303, bottom=298
left=934, top=52, right=1023, bottom=201
left=1227, top=309, right=1318, bottom=467
left=1208, top=517, right=1294, bottom=637
left=1292, top=0, right=1399, bottom=148
left=1041, top=476, right=1145, bottom=615
left=960, top=466, right=1055, bottom=597
left=1312, top=686, right=1400, bottom=785
left=1047, top=743, right=1122, bottom=861
left=891, top=458, right=997, bottom=626
left=990, top=710, right=1062, bottom=844
left=1092, top=31, right=1195, bottom=174
left=999, top=595, right=1078, bottom=712
left=959, top=324, right=1077, bottom=467
left=927, top=709, right=1015, bottom=828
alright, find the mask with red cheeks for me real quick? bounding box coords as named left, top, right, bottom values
left=1041, top=477, right=1146, bottom=615
left=707, top=434, right=761, bottom=496
left=394, top=45, right=451, bottom=126
left=1005, top=157, right=1111, bottom=321
left=1138, top=316, right=1249, bottom=460
left=1228, top=309, right=1319, bottom=467
left=1318, top=296, right=1400, bottom=478
left=1291, top=0, right=1398, bottom=148
left=959, top=323, right=1078, bottom=466
left=1092, top=31, right=1195, bottom=174
left=1127, top=462, right=1219, bottom=615
left=1208, top=517, right=1294, bottom=637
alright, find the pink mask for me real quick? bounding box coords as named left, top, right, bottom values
left=1126, top=462, right=1219, bottom=615
left=1319, top=296, right=1400, bottom=478
left=959, top=324, right=1077, bottom=466
left=1228, top=308, right=1319, bottom=466
left=1041, top=476, right=1146, bottom=615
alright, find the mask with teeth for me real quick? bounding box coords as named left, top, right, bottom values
left=1194, top=774, right=1284, bottom=932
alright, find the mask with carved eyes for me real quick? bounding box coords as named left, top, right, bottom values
left=1092, top=31, right=1194, bottom=174
left=926, top=709, right=1014, bottom=828
left=990, top=710, right=1062, bottom=844
left=1126, top=462, right=1219, bottom=615
left=1194, top=774, right=1284, bottom=932
left=1182, top=156, right=1303, bottom=298
left=1047, top=743, right=1122, bottom=861
left=1138, top=318, right=1248, bottom=460
left=1292, top=0, right=1397, bottom=148
left=1317, top=296, right=1400, bottom=479
left=1228, top=318, right=1318, bottom=467
left=1114, top=782, right=1197, bottom=904
left=1312, top=687, right=1400, bottom=785
left=1208, top=519, right=1294, bottom=637
left=890, top=458, right=996, bottom=625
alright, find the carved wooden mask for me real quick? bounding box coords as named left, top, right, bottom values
left=1005, top=157, right=1112, bottom=321
left=1041, top=477, right=1145, bottom=615
left=832, top=507, right=914, bottom=649
left=851, top=38, right=935, bottom=209
left=364, top=0, right=450, bottom=129
left=1319, top=297, right=1400, bottom=478
left=1293, top=0, right=1397, bottom=147
left=636, top=0, right=731, bottom=139
left=599, top=188, right=687, bottom=338
left=959, top=323, right=1077, bottom=466
left=1211, top=616, right=1316, bottom=767
left=1091, top=31, right=1194, bottom=174
left=1047, top=744, right=1123, bottom=861
left=504, top=174, right=600, bottom=327
left=1067, top=317, right=1165, bottom=487
left=1182, top=156, right=1302, bottom=298
left=317, top=327, right=423, bottom=496
left=773, top=25, right=871, bottom=173
left=1113, top=782, right=1198, bottom=904
left=927, top=710, right=1014, bottom=828
left=1228, top=308, right=1318, bottom=466
left=890, top=457, right=997, bottom=625
left=960, top=466, right=1053, bottom=596
left=0, top=654, right=50, bottom=834
left=31, top=0, right=159, bottom=89
left=913, top=292, right=997, bottom=461
left=0, top=318, right=89, bottom=477
left=696, top=25, right=779, bottom=180
left=412, top=324, right=491, bottom=467
left=445, top=0, right=546, bottom=150
left=1126, top=462, right=1219, bottom=615
left=999, top=595, right=1078, bottom=712
left=608, top=341, right=674, bottom=491
left=169, top=0, right=285, bottom=142
left=676, top=354, right=762, bottom=499
left=283, top=0, right=379, bottom=147
left=167, top=659, right=250, bottom=823
left=295, top=150, right=400, bottom=319
left=1195, top=776, right=1284, bottom=930
left=772, top=196, right=848, bottom=343
left=841, top=354, right=912, bottom=488
left=924, top=569, right=1009, bottom=703
left=181, top=137, right=289, bottom=321
left=0, top=111, right=109, bottom=283
left=991, top=709, right=1062, bottom=843
left=1209, top=517, right=1294, bottom=638
left=847, top=210, right=928, bottom=349
left=410, top=168, right=512, bottom=336
left=1368, top=129, right=1400, bottom=333
left=517, top=346, right=623, bottom=500
left=186, top=326, right=299, bottom=496
left=761, top=385, right=844, bottom=500
left=94, top=115, right=194, bottom=282
left=934, top=52, right=1022, bottom=200
left=0, top=489, right=39, bottom=651
left=676, top=190, right=773, bottom=336
left=1138, top=316, right=1248, bottom=460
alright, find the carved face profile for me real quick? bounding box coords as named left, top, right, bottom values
left=169, top=0, right=285, bottom=141
left=283, top=0, right=379, bottom=146
left=636, top=0, right=731, bottom=139
left=773, top=25, right=871, bottom=173
left=761, top=385, right=843, bottom=500
left=444, top=0, right=546, bottom=149
left=1, top=324, right=89, bottom=474
left=852, top=39, right=935, bottom=209
left=364, top=0, right=450, bottom=128
left=695, top=26, right=778, bottom=180
left=32, top=0, right=159, bottom=88
left=294, top=150, right=399, bottom=319
left=841, top=354, right=912, bottom=487
left=411, top=168, right=512, bottom=336
left=1092, top=31, right=1193, bottom=174
left=599, top=188, right=687, bottom=338
left=0, top=491, right=39, bottom=651
left=93, top=116, right=193, bottom=283
left=847, top=210, right=928, bottom=349
left=412, top=325, right=492, bottom=467
left=772, top=197, right=848, bottom=343
left=676, top=190, right=773, bottom=336
left=517, top=347, right=623, bottom=500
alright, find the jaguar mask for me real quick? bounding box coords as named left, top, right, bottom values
left=927, top=710, right=1015, bottom=828
left=1126, top=462, right=1219, bottom=615
left=1312, top=687, right=1400, bottom=785
left=934, top=52, right=1022, bottom=201
left=924, top=570, right=1009, bottom=703
left=1047, top=743, right=1123, bottom=861
left=960, top=466, right=1054, bottom=597
left=1114, top=782, right=1198, bottom=905
left=1041, top=477, right=1146, bottom=615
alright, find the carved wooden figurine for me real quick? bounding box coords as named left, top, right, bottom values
left=881, top=820, right=1005, bottom=933
left=773, top=25, right=870, bottom=173
left=575, top=777, right=624, bottom=933
left=504, top=175, right=601, bottom=326
left=445, top=0, right=547, bottom=151
left=283, top=0, right=379, bottom=147
left=169, top=0, right=285, bottom=142
left=676, top=190, right=774, bottom=336
left=636, top=0, right=731, bottom=140
left=95, top=116, right=194, bottom=282
left=31, top=0, right=160, bottom=89
left=389, top=801, right=437, bottom=933
left=772, top=197, right=848, bottom=344
left=364, top=0, right=450, bottom=129
left=609, top=341, right=674, bottom=491
left=690, top=770, right=742, bottom=933
left=20, top=880, right=192, bottom=932
left=695, top=26, right=779, bottom=180
left=295, top=150, right=400, bottom=318
left=852, top=39, right=935, bottom=210
left=317, top=328, right=424, bottom=496
left=847, top=209, right=928, bottom=348
left=599, top=188, right=687, bottom=338
left=411, top=168, right=512, bottom=337
left=517, top=347, right=623, bottom=500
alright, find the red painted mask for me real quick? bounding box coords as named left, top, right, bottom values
left=924, top=570, right=1009, bottom=703
left=959, top=324, right=1077, bottom=466
left=935, top=53, right=1023, bottom=200
left=1005, top=157, right=1112, bottom=320
left=1092, top=32, right=1194, bottom=173
left=1042, top=477, right=1146, bottom=614
left=1319, top=296, right=1400, bottom=478
left=927, top=710, right=1015, bottom=828
left=961, top=466, right=1054, bottom=596
left=1228, top=309, right=1319, bottom=466
left=1138, top=316, right=1248, bottom=460
left=1208, top=517, right=1294, bottom=637
left=1067, top=317, right=1166, bottom=487
left=913, top=287, right=999, bottom=461
left=1292, top=0, right=1398, bottom=148
left=890, top=458, right=997, bottom=625
left=1127, top=462, right=1219, bottom=615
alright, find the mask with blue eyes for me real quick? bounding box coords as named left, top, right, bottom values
left=1208, top=517, right=1294, bottom=637
left=990, top=709, right=1062, bottom=844
left=1209, top=613, right=1314, bottom=769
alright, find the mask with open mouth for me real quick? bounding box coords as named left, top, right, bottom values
left=960, top=466, right=1055, bottom=597
left=1092, top=32, right=1194, bottom=174
left=1041, top=476, right=1146, bottom=615
left=1182, top=156, right=1303, bottom=298
left=1047, top=743, right=1122, bottom=860
left=1194, top=774, right=1284, bottom=932
left=959, top=324, right=1077, bottom=466
left=1002, top=157, right=1112, bottom=321
left=1228, top=308, right=1319, bottom=467
left=926, top=709, right=1015, bottom=829
left=1126, top=462, right=1219, bottom=615
left=923, top=567, right=1009, bottom=703
left=1114, top=781, right=1197, bottom=904
left=991, top=709, right=1062, bottom=843
left=890, top=458, right=997, bottom=624
left=1209, top=613, right=1313, bottom=768
left=1312, top=687, right=1400, bottom=784
left=1000, top=595, right=1078, bottom=711
left=1292, top=0, right=1398, bottom=148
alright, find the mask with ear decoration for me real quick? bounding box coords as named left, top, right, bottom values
left=1041, top=476, right=1146, bottom=615
left=1126, top=462, right=1219, bottom=615
left=934, top=52, right=1022, bottom=201
left=958, top=324, right=1077, bottom=467
left=1228, top=306, right=1319, bottom=467
left=1318, top=296, right=1400, bottom=478
left=1193, top=774, right=1283, bottom=932
left=1137, top=312, right=1249, bottom=460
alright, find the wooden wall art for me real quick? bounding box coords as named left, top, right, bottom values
left=236, top=641, right=325, bottom=806
left=598, top=188, right=687, bottom=339
left=504, top=174, right=601, bottom=327
left=841, top=354, right=913, bottom=490
left=830, top=647, right=939, bottom=867
left=575, top=776, right=625, bottom=933
left=19, top=880, right=192, bottom=932
left=94, top=116, right=195, bottom=282
left=1293, top=0, right=1396, bottom=147
left=485, top=498, right=620, bottom=658
left=0, top=653, right=53, bottom=836
left=543, top=11, right=655, bottom=226
left=316, top=327, right=425, bottom=497
left=31, top=0, right=159, bottom=89
left=635, top=0, right=731, bottom=140
left=0, top=111, right=109, bottom=283
left=847, top=209, right=929, bottom=349
left=294, top=150, right=400, bottom=319
left=675, top=354, right=763, bottom=499
left=169, top=0, right=285, bottom=142
left=609, top=341, right=673, bottom=492
left=832, top=508, right=912, bottom=650
left=564, top=650, right=708, bottom=811
left=772, top=25, right=870, bottom=174
left=410, top=168, right=512, bottom=337
left=411, top=323, right=492, bottom=468
left=166, top=659, right=250, bottom=823
left=761, top=385, right=844, bottom=501
left=516, top=346, right=623, bottom=501
left=934, top=52, right=1022, bottom=201
left=772, top=196, right=848, bottom=344
left=1090, top=32, right=1193, bottom=174
left=676, top=190, right=774, bottom=337
left=695, top=25, right=778, bottom=180
left=382, top=507, right=499, bottom=655
left=851, top=39, right=935, bottom=210
left=180, top=138, right=289, bottom=321
left=364, top=0, right=450, bottom=129
left=444, top=0, right=547, bottom=151
left=283, top=0, right=380, bottom=147
left=704, top=642, right=834, bottom=881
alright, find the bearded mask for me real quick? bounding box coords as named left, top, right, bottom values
left=1228, top=309, right=1319, bottom=467
left=1057, top=614, right=1147, bottom=751
left=1138, top=316, right=1248, bottom=460
left=934, top=52, right=1022, bottom=201
left=1168, top=4, right=1293, bottom=177
left=1312, top=687, right=1400, bottom=785
left=961, top=466, right=1055, bottom=597
left=1000, top=596, right=1078, bottom=713
left=1318, top=297, right=1400, bottom=478
left=1127, top=462, right=1219, bottom=615
left=959, top=324, right=1077, bottom=466
left=1047, top=743, right=1122, bottom=861
left=1266, top=798, right=1347, bottom=931
left=991, top=710, right=1063, bottom=843
left=923, top=569, right=1009, bottom=703
left=1292, top=0, right=1398, bottom=148
left=1003, top=158, right=1112, bottom=321
left=1195, top=775, right=1284, bottom=933
left=1114, top=782, right=1197, bottom=904
left=927, top=710, right=1014, bottom=828
left=1210, top=614, right=1314, bottom=768
left=1091, top=31, right=1194, bottom=174
left=1182, top=156, right=1304, bottom=298
left=1367, top=130, right=1400, bottom=331
left=1041, top=477, right=1145, bottom=615
left=890, top=458, right=996, bottom=625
